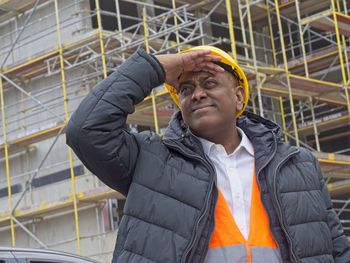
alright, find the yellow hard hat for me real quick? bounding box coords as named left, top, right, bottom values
left=164, top=45, right=249, bottom=117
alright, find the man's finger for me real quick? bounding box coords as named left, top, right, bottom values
left=201, top=55, right=222, bottom=62
left=196, top=63, right=225, bottom=72
left=187, top=50, right=211, bottom=58
left=191, top=56, right=221, bottom=66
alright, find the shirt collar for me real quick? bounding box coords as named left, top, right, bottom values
left=196, top=127, right=254, bottom=157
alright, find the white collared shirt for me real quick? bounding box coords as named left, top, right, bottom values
left=198, top=127, right=255, bottom=239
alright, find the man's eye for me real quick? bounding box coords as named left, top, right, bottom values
left=204, top=80, right=217, bottom=87
left=179, top=85, right=192, bottom=96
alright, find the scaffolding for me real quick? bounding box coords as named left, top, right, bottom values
left=0, top=0, right=349, bottom=260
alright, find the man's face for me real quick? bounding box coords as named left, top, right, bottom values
left=178, top=70, right=245, bottom=138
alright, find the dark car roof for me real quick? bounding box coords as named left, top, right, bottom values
left=0, top=247, right=99, bottom=263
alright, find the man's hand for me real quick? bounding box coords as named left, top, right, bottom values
left=155, top=50, right=224, bottom=90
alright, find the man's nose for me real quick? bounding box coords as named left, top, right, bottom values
left=191, top=85, right=207, bottom=100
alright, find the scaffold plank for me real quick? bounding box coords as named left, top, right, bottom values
left=289, top=74, right=342, bottom=92
left=305, top=11, right=350, bottom=37
left=263, top=74, right=346, bottom=106
left=5, top=124, right=64, bottom=148
left=263, top=86, right=346, bottom=106
left=293, top=113, right=349, bottom=136
left=278, top=0, right=328, bottom=15
left=288, top=47, right=338, bottom=75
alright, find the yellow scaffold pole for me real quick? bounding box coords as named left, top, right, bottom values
left=143, top=7, right=160, bottom=134
left=95, top=0, right=108, bottom=78
left=331, top=0, right=350, bottom=121
left=274, top=0, right=300, bottom=146
left=0, top=77, right=16, bottom=246
left=295, top=0, right=309, bottom=77
left=54, top=0, right=81, bottom=254
left=336, top=0, right=350, bottom=86
left=225, top=0, right=237, bottom=61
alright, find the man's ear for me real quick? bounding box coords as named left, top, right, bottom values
left=235, top=85, right=245, bottom=112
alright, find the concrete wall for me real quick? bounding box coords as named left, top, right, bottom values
left=2, top=66, right=92, bottom=142
left=0, top=0, right=93, bottom=68
left=0, top=64, right=96, bottom=208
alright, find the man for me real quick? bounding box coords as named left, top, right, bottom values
left=66, top=46, right=350, bottom=262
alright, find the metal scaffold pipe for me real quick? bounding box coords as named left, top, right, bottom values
left=309, top=96, right=320, bottom=152
left=143, top=7, right=160, bottom=135
left=331, top=0, right=350, bottom=123
left=172, top=0, right=181, bottom=52
left=238, top=0, right=249, bottom=60
left=225, top=0, right=237, bottom=61
left=0, top=77, right=15, bottom=246
left=295, top=0, right=309, bottom=78
left=54, top=0, right=81, bottom=255
left=279, top=96, right=288, bottom=143
left=95, top=0, right=108, bottom=78
left=273, top=0, right=300, bottom=146
left=266, top=0, right=277, bottom=67
left=245, top=0, right=264, bottom=117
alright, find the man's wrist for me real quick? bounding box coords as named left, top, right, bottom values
left=148, top=52, right=166, bottom=82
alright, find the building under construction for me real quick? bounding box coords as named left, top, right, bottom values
left=0, top=0, right=349, bottom=262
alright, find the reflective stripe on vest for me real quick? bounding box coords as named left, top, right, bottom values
left=204, top=167, right=283, bottom=263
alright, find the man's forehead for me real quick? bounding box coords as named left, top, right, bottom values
left=178, top=71, right=215, bottom=83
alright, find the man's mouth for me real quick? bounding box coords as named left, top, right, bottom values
left=191, top=104, right=213, bottom=112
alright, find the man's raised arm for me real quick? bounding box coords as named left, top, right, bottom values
left=66, top=49, right=165, bottom=195
left=66, top=48, right=222, bottom=196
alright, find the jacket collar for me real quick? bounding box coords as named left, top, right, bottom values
left=163, top=111, right=284, bottom=172
left=237, top=112, right=281, bottom=173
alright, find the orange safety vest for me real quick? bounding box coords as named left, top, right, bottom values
left=205, top=168, right=282, bottom=263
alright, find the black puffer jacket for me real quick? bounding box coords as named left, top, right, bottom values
left=66, top=49, right=350, bottom=263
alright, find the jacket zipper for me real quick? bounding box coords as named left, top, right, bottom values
left=255, top=133, right=299, bottom=262
left=255, top=134, right=280, bottom=250
left=273, top=149, right=299, bottom=263
left=163, top=140, right=215, bottom=263
left=256, top=134, right=277, bottom=180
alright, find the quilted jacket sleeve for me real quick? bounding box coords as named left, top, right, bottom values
left=66, top=49, right=165, bottom=196
left=313, top=155, right=350, bottom=262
